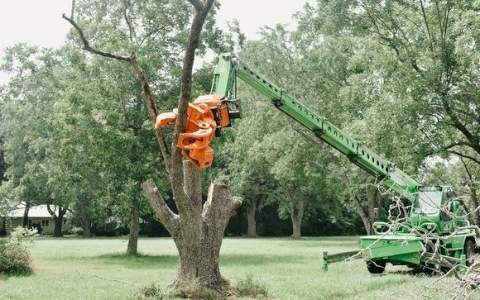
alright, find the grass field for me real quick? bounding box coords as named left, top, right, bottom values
left=0, top=236, right=474, bottom=299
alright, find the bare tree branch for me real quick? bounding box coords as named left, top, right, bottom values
left=142, top=179, right=180, bottom=236
left=169, top=0, right=215, bottom=211
left=46, top=204, right=58, bottom=220
left=449, top=151, right=480, bottom=166
left=441, top=97, right=480, bottom=155
left=62, top=13, right=132, bottom=62
left=187, top=0, right=204, bottom=12
left=443, top=142, right=470, bottom=151
left=419, top=0, right=435, bottom=53
left=128, top=58, right=172, bottom=170
left=122, top=0, right=136, bottom=42
left=70, top=0, right=76, bottom=20
left=63, top=10, right=172, bottom=171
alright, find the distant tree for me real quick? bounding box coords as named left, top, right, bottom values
left=0, top=45, right=63, bottom=229
left=216, top=94, right=276, bottom=237
left=309, top=0, right=480, bottom=166
left=0, top=140, right=6, bottom=182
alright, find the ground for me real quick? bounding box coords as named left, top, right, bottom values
left=0, top=236, right=474, bottom=299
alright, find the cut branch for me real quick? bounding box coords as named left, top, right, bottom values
left=202, top=183, right=242, bottom=228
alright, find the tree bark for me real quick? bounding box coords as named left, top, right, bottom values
left=461, top=158, right=480, bottom=227
left=76, top=197, right=92, bottom=238
left=22, top=201, right=31, bottom=228
left=82, top=221, right=91, bottom=238
left=289, top=199, right=304, bottom=240
left=127, top=199, right=140, bottom=255
left=246, top=198, right=258, bottom=237
left=142, top=162, right=242, bottom=295
left=53, top=217, right=63, bottom=237
left=47, top=204, right=67, bottom=237
left=352, top=195, right=373, bottom=235
left=291, top=215, right=302, bottom=240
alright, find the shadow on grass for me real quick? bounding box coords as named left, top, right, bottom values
left=0, top=270, right=33, bottom=281
left=94, top=253, right=178, bottom=269
left=79, top=253, right=306, bottom=269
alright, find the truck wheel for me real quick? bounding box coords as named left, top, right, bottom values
left=464, top=239, right=476, bottom=266
left=367, top=260, right=385, bottom=274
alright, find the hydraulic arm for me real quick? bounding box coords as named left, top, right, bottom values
left=157, top=53, right=476, bottom=274
left=157, top=53, right=419, bottom=201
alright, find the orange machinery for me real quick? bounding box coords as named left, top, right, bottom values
left=155, top=94, right=239, bottom=168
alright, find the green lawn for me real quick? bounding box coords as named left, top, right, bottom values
left=0, top=236, right=473, bottom=299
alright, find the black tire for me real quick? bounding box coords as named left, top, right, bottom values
left=367, top=260, right=386, bottom=274
left=464, top=239, right=476, bottom=266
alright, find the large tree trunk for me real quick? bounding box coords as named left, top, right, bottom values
left=467, top=180, right=480, bottom=227
left=53, top=210, right=66, bottom=238
left=127, top=200, right=140, bottom=255
left=459, top=159, right=480, bottom=227
left=80, top=214, right=92, bottom=238
left=47, top=204, right=66, bottom=237
left=22, top=202, right=31, bottom=228
left=291, top=215, right=302, bottom=240
left=351, top=185, right=380, bottom=235
left=143, top=161, right=242, bottom=296
left=246, top=198, right=257, bottom=237
left=352, top=195, right=373, bottom=235
left=53, top=217, right=63, bottom=237
left=82, top=221, right=91, bottom=238
left=77, top=197, right=92, bottom=238
left=288, top=199, right=304, bottom=240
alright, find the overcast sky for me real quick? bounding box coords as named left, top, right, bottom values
left=0, top=0, right=312, bottom=83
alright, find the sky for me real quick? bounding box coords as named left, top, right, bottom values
left=0, top=0, right=312, bottom=83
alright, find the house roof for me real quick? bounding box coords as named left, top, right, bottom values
left=6, top=204, right=63, bottom=218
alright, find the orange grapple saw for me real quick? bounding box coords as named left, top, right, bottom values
left=155, top=94, right=240, bottom=168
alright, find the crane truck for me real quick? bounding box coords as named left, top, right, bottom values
left=156, top=53, right=478, bottom=274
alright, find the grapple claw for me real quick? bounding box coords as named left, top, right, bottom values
left=155, top=94, right=236, bottom=168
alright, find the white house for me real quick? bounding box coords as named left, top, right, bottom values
left=0, top=204, right=71, bottom=235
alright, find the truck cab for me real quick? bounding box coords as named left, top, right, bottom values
left=409, top=186, right=469, bottom=234
left=360, top=186, right=477, bottom=274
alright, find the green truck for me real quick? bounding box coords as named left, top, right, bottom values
left=191, top=53, right=478, bottom=273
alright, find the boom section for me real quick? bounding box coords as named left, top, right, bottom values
left=211, top=54, right=419, bottom=202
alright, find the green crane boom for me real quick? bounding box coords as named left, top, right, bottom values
left=157, top=53, right=475, bottom=274
left=199, top=53, right=475, bottom=275
left=211, top=53, right=419, bottom=202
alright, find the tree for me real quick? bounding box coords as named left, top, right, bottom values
left=215, top=93, right=276, bottom=237
left=0, top=45, right=67, bottom=231
left=352, top=1, right=480, bottom=165
left=64, top=0, right=242, bottom=295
